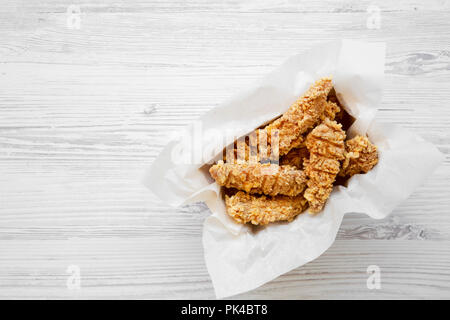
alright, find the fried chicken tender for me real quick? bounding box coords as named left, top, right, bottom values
left=225, top=191, right=308, bottom=225
left=339, top=135, right=378, bottom=177
left=209, top=161, right=307, bottom=196
left=259, top=77, right=334, bottom=157
left=222, top=80, right=340, bottom=164
left=303, top=118, right=346, bottom=213
left=279, top=145, right=309, bottom=170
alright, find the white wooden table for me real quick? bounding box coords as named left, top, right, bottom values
left=1, top=0, right=449, bottom=299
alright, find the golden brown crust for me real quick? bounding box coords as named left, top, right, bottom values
left=222, top=79, right=340, bottom=164
left=303, top=119, right=346, bottom=213
left=209, top=161, right=307, bottom=196
left=279, top=145, right=310, bottom=170
left=339, top=135, right=378, bottom=178
left=225, top=191, right=308, bottom=225
left=322, top=101, right=340, bottom=121
left=259, top=77, right=333, bottom=156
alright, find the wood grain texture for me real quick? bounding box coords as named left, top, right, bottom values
left=0, top=0, right=449, bottom=299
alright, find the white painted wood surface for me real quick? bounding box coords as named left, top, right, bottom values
left=1, top=0, right=450, bottom=299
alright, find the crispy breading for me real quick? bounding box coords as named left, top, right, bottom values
left=339, top=135, right=378, bottom=177
left=223, top=140, right=254, bottom=163
left=322, top=101, right=340, bottom=121
left=303, top=118, right=346, bottom=213
left=288, top=135, right=305, bottom=150
left=259, top=77, right=334, bottom=157
left=279, top=145, right=309, bottom=170
left=225, top=191, right=308, bottom=225
left=209, top=161, right=307, bottom=196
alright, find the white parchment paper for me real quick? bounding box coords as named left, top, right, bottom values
left=144, top=40, right=444, bottom=298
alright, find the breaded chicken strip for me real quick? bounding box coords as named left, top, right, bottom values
left=279, top=145, right=309, bottom=170
left=303, top=118, right=346, bottom=213
left=222, top=81, right=339, bottom=164
left=339, top=135, right=378, bottom=177
left=259, top=77, right=334, bottom=156
left=225, top=191, right=308, bottom=225
left=209, top=161, right=307, bottom=196
left=223, top=100, right=339, bottom=164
